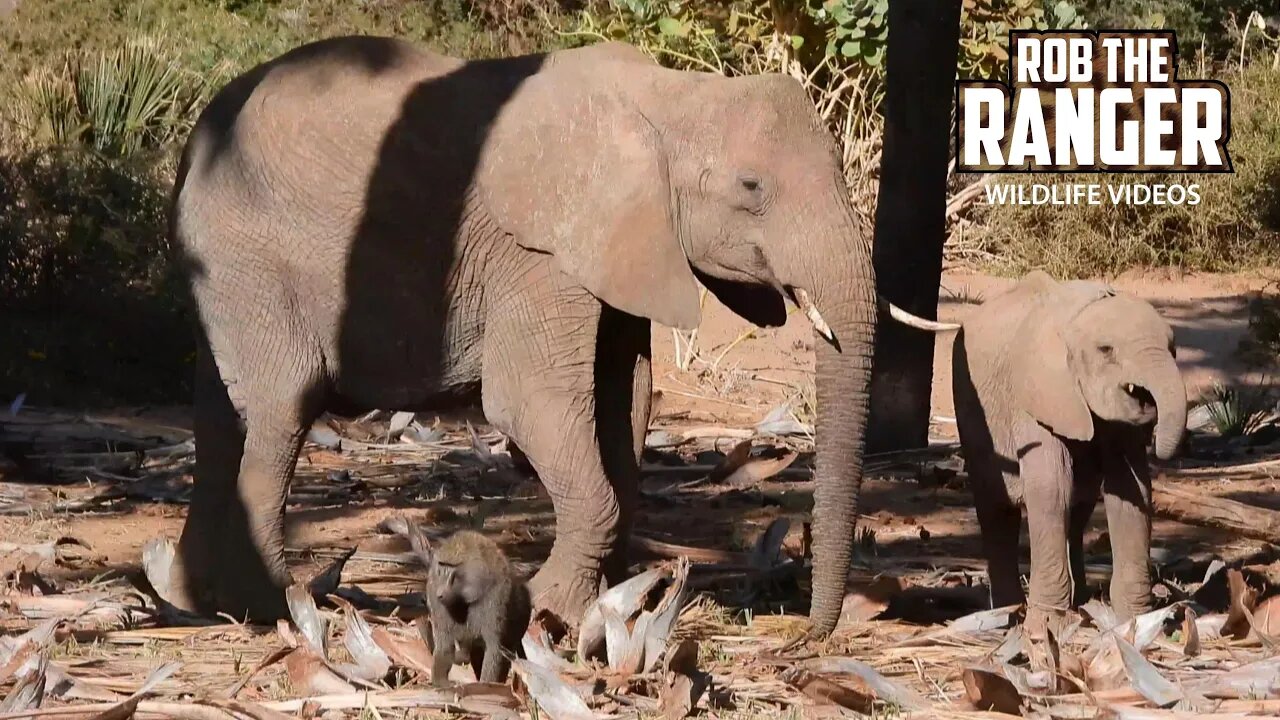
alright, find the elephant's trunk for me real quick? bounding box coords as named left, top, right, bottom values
left=800, top=254, right=877, bottom=637
left=1133, top=351, right=1187, bottom=460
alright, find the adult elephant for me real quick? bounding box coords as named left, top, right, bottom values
left=167, top=36, right=949, bottom=633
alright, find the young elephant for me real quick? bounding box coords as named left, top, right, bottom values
left=952, top=271, right=1187, bottom=630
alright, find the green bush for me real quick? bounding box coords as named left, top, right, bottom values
left=969, top=63, right=1280, bottom=278
left=0, top=147, right=191, bottom=404
left=570, top=0, right=1067, bottom=79
left=1076, top=0, right=1276, bottom=61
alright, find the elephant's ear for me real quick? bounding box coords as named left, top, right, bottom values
left=477, top=71, right=701, bottom=330
left=1012, top=319, right=1094, bottom=442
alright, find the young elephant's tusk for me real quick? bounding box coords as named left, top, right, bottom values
left=792, top=288, right=835, bottom=342
left=878, top=296, right=961, bottom=332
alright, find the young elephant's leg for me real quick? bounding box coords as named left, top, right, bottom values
left=595, top=306, right=651, bottom=587
left=1020, top=426, right=1075, bottom=636
left=1068, top=457, right=1103, bottom=608
left=976, top=495, right=1024, bottom=609
left=1099, top=424, right=1154, bottom=620
left=482, top=266, right=619, bottom=624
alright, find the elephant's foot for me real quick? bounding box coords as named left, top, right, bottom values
left=527, top=559, right=600, bottom=627
left=1110, top=592, right=1153, bottom=623
left=142, top=536, right=202, bottom=615
left=1024, top=603, right=1070, bottom=644
left=599, top=541, right=634, bottom=591
left=166, top=532, right=291, bottom=623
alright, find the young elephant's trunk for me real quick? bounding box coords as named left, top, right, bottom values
left=1136, top=352, right=1187, bottom=460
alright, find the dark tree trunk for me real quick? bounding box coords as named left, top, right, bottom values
left=866, top=0, right=963, bottom=453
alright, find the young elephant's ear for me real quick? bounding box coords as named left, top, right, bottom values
left=478, top=68, right=701, bottom=330
left=1012, top=319, right=1094, bottom=442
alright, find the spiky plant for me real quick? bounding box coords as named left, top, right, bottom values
left=9, top=38, right=199, bottom=157
left=70, top=38, right=198, bottom=157
left=1201, top=381, right=1273, bottom=438
left=10, top=67, right=81, bottom=146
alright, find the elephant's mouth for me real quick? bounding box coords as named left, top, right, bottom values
left=1122, top=382, right=1158, bottom=420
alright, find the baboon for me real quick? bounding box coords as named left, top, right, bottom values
left=410, top=527, right=531, bottom=685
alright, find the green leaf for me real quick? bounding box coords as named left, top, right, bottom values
left=867, top=46, right=885, bottom=67
left=856, top=15, right=871, bottom=27
left=791, top=34, right=804, bottom=49
left=1053, top=1, right=1076, bottom=24
left=848, top=26, right=866, bottom=39
left=841, top=39, right=861, bottom=57
left=1146, top=12, right=1165, bottom=28
left=657, top=16, right=688, bottom=37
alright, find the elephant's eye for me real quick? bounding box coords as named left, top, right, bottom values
left=735, top=174, right=766, bottom=213
left=1097, top=344, right=1115, bottom=357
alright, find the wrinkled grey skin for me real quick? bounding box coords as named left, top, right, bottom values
left=169, top=36, right=876, bottom=632
left=952, top=271, right=1187, bottom=631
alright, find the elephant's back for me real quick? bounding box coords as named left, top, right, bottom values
left=175, top=36, right=463, bottom=218
left=173, top=36, right=548, bottom=257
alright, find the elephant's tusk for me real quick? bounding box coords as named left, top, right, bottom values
left=878, top=297, right=961, bottom=332
left=792, top=288, right=835, bottom=342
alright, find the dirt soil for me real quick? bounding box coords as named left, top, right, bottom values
left=2, top=268, right=1280, bottom=717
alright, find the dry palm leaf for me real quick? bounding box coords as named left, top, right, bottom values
left=961, top=667, right=1021, bottom=715
left=512, top=660, right=597, bottom=720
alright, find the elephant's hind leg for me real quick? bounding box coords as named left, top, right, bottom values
left=225, top=389, right=320, bottom=619
left=975, top=493, right=1023, bottom=610
left=179, top=325, right=325, bottom=621
left=1068, top=456, right=1102, bottom=609
left=595, top=307, right=651, bottom=588
left=172, top=338, right=246, bottom=615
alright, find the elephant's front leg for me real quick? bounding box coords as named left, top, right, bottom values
left=1020, top=424, right=1075, bottom=637
left=481, top=270, right=620, bottom=624
left=1099, top=424, right=1154, bottom=620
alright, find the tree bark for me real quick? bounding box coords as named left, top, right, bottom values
left=866, top=0, right=962, bottom=453
left=1153, top=483, right=1280, bottom=544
